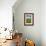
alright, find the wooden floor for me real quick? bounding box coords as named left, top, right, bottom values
left=0, top=39, right=16, bottom=46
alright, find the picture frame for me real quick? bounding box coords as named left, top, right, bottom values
left=24, top=13, right=34, bottom=26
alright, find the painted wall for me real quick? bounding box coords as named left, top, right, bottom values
left=13, top=0, right=41, bottom=46
left=0, top=0, right=16, bottom=29
left=41, top=0, right=46, bottom=46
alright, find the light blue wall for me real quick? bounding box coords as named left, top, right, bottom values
left=13, top=0, right=41, bottom=46
left=41, top=0, right=46, bottom=46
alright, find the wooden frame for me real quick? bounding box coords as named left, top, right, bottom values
left=24, top=13, right=34, bottom=26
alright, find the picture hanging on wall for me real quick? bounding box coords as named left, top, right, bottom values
left=24, top=13, right=34, bottom=26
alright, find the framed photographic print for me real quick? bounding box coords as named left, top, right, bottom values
left=24, top=13, right=34, bottom=26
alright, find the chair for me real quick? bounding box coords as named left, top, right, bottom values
left=25, top=40, right=35, bottom=46
left=14, top=33, right=23, bottom=46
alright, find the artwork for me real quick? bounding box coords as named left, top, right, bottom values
left=24, top=13, right=34, bottom=26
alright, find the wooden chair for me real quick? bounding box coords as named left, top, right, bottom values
left=14, top=33, right=23, bottom=46
left=25, top=40, right=35, bottom=46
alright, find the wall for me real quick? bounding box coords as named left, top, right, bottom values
left=0, top=0, right=16, bottom=30
left=41, top=0, right=46, bottom=46
left=13, top=0, right=41, bottom=46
